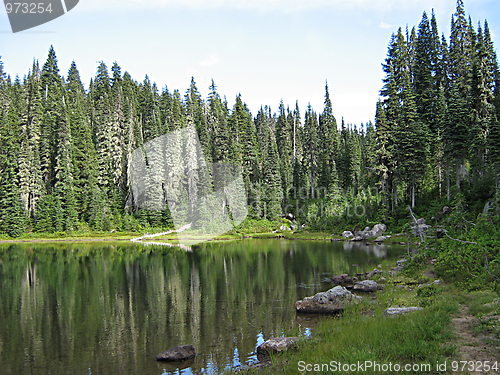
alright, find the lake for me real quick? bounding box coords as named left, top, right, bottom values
left=0, top=239, right=405, bottom=374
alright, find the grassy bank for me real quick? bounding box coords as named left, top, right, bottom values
left=244, top=260, right=500, bottom=374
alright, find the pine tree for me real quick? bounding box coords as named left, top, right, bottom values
left=209, top=80, right=233, bottom=192
left=256, top=108, right=282, bottom=219
left=139, top=76, right=162, bottom=142
left=318, top=82, right=340, bottom=198
left=415, top=12, right=437, bottom=136
left=375, top=100, right=393, bottom=212
left=186, top=78, right=211, bottom=164
left=338, top=121, right=361, bottom=193
left=380, top=29, right=405, bottom=208
left=445, top=84, right=469, bottom=190
left=89, top=61, right=118, bottom=227
left=18, top=61, right=44, bottom=222
left=469, top=23, right=495, bottom=178
left=396, top=65, right=429, bottom=207
left=275, top=101, right=293, bottom=201
left=291, top=102, right=306, bottom=211
left=446, top=0, right=475, bottom=189
left=231, top=94, right=259, bottom=193
left=66, top=61, right=99, bottom=222
left=53, top=103, right=78, bottom=231
left=0, top=76, right=26, bottom=236
left=40, top=46, right=64, bottom=193
left=184, top=78, right=213, bottom=229
left=303, top=104, right=320, bottom=198
left=363, top=120, right=378, bottom=186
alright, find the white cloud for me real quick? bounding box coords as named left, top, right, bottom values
left=379, top=22, right=395, bottom=29
left=199, top=55, right=220, bottom=67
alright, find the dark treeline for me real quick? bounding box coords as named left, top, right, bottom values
left=0, top=0, right=499, bottom=237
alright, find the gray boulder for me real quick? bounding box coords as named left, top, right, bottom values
left=295, top=286, right=362, bottom=314
left=156, top=345, right=196, bottom=361
left=352, top=224, right=387, bottom=240
left=342, top=231, right=354, bottom=238
left=371, top=224, right=387, bottom=237
left=353, top=280, right=379, bottom=292
left=384, top=307, right=423, bottom=316
left=256, top=337, right=299, bottom=355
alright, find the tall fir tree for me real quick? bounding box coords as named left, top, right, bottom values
left=256, top=108, right=282, bottom=220
left=66, top=61, right=99, bottom=222
left=275, top=101, right=293, bottom=203
left=303, top=104, right=320, bottom=198
left=18, top=61, right=44, bottom=222
left=0, top=76, right=26, bottom=236
left=318, top=82, right=340, bottom=198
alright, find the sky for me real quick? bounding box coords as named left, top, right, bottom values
left=1, top=0, right=500, bottom=127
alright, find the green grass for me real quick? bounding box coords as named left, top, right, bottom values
left=283, top=231, right=337, bottom=240
left=0, top=230, right=137, bottom=242
left=245, top=281, right=461, bottom=374
left=455, top=290, right=500, bottom=317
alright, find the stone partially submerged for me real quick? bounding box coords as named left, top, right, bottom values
left=256, top=337, right=299, bottom=355
left=295, top=286, right=362, bottom=314
left=331, top=274, right=353, bottom=286
left=156, top=345, right=196, bottom=361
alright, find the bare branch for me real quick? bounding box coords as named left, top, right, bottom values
left=444, top=232, right=477, bottom=245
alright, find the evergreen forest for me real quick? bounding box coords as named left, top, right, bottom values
left=1, top=0, right=499, bottom=258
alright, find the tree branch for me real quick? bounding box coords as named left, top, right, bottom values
left=444, top=232, right=477, bottom=245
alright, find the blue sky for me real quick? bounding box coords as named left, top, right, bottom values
left=1, top=0, right=499, bottom=126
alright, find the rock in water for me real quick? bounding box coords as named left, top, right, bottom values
left=156, top=345, right=196, bottom=361
left=331, top=274, right=353, bottom=285
left=256, top=337, right=299, bottom=355
left=295, top=286, right=362, bottom=314
left=353, top=280, right=379, bottom=292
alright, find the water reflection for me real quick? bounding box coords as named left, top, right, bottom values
left=0, top=239, right=404, bottom=374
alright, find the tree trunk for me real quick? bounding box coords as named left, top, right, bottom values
left=411, top=181, right=415, bottom=208
left=438, top=160, right=442, bottom=199
left=310, top=171, right=315, bottom=199
left=456, top=157, right=461, bottom=190
left=496, top=162, right=499, bottom=203
left=446, top=162, right=450, bottom=202
left=393, top=183, right=398, bottom=210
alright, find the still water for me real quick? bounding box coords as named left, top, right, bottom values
left=0, top=239, right=405, bottom=374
